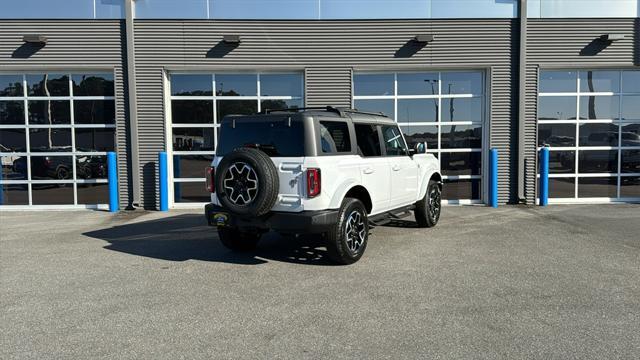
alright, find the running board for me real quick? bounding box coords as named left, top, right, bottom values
left=368, top=205, right=415, bottom=227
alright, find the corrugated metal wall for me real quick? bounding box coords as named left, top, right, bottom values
left=0, top=21, right=130, bottom=208
left=524, top=18, right=639, bottom=204
left=134, top=19, right=518, bottom=207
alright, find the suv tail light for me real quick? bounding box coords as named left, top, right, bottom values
left=306, top=168, right=321, bottom=198
left=205, top=167, right=215, bottom=193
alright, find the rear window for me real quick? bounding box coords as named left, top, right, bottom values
left=319, top=121, right=351, bottom=153
left=217, top=117, right=305, bottom=157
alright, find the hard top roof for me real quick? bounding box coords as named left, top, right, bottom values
left=222, top=106, right=396, bottom=124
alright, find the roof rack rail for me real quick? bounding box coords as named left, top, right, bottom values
left=262, top=106, right=387, bottom=118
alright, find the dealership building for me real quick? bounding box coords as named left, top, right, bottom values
left=1, top=0, right=639, bottom=210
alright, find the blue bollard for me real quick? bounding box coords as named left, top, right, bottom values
left=539, top=147, right=550, bottom=206
left=159, top=152, right=169, bottom=211
left=489, top=148, right=498, bottom=208
left=107, top=152, right=118, bottom=212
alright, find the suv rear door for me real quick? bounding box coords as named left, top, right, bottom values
left=354, top=123, right=390, bottom=214
left=381, top=125, right=419, bottom=208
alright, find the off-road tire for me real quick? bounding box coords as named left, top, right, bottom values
left=415, top=180, right=441, bottom=228
left=325, top=198, right=369, bottom=265
left=215, top=147, right=279, bottom=217
left=218, top=227, right=261, bottom=252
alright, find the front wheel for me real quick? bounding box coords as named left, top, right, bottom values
left=415, top=180, right=441, bottom=228
left=325, top=198, right=369, bottom=265
left=217, top=227, right=261, bottom=252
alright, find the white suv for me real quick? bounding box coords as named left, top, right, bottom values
left=204, top=107, right=442, bottom=264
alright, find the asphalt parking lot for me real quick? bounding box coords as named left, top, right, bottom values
left=1, top=205, right=639, bottom=359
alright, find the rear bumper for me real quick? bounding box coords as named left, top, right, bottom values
left=204, top=203, right=339, bottom=233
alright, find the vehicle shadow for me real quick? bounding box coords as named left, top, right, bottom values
left=83, top=214, right=336, bottom=266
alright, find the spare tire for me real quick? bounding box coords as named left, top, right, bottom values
left=215, top=147, right=279, bottom=216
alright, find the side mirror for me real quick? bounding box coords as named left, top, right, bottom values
left=413, top=142, right=427, bottom=154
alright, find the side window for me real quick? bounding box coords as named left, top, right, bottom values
left=382, top=125, right=408, bottom=156
left=355, top=124, right=382, bottom=157
left=319, top=121, right=351, bottom=153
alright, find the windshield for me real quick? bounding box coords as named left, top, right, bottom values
left=217, top=117, right=305, bottom=157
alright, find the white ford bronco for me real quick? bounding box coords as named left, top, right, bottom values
left=205, top=107, right=442, bottom=264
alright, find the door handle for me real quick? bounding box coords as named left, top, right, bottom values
left=363, top=167, right=375, bottom=174
left=392, top=165, right=401, bottom=171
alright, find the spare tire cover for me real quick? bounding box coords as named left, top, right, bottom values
left=215, top=147, right=279, bottom=216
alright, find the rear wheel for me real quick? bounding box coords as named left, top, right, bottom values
left=217, top=227, right=261, bottom=252
left=415, top=180, right=441, bottom=228
left=325, top=198, right=369, bottom=265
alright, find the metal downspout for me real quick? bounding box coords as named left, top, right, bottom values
left=125, top=0, right=141, bottom=208
left=517, top=0, right=528, bottom=203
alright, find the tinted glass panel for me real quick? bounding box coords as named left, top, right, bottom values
left=260, top=74, right=302, bottom=97
left=261, top=99, right=302, bottom=111
left=353, top=99, right=394, bottom=119
left=216, top=75, right=257, bottom=96
left=76, top=155, right=108, bottom=180
left=77, top=183, right=109, bottom=204
left=171, top=100, right=213, bottom=124
left=135, top=0, right=208, bottom=19
left=29, top=129, right=72, bottom=152
left=441, top=125, right=482, bottom=149
left=539, top=71, right=577, bottom=93
left=381, top=126, right=408, bottom=156
left=1, top=0, right=95, bottom=19
left=579, top=123, right=618, bottom=147
left=174, top=182, right=209, bottom=202
left=622, top=71, right=640, bottom=93
left=538, top=97, right=576, bottom=120
left=217, top=100, right=258, bottom=120
left=397, top=73, right=438, bottom=95
left=538, top=123, right=576, bottom=147
left=211, top=0, right=318, bottom=19
left=621, top=123, right=640, bottom=146
left=0, top=75, right=24, bottom=97
left=28, top=101, right=71, bottom=125
left=74, top=100, right=116, bottom=124
left=441, top=152, right=481, bottom=176
left=72, top=74, right=114, bottom=96
left=579, top=71, right=620, bottom=93
left=1, top=155, right=27, bottom=180
left=32, top=183, right=74, bottom=205
left=539, top=0, right=638, bottom=18
left=548, top=151, right=575, bottom=174
left=217, top=117, right=304, bottom=157
left=549, top=178, right=575, bottom=198
left=621, top=150, right=640, bottom=173
left=441, top=98, right=482, bottom=122
left=578, top=177, right=617, bottom=198
left=442, top=179, right=480, bottom=200
left=620, top=177, right=640, bottom=198
left=75, top=128, right=116, bottom=152
left=579, top=150, right=618, bottom=173
left=397, top=99, right=438, bottom=123
left=319, top=121, right=352, bottom=153
left=579, top=96, right=619, bottom=120
left=321, top=0, right=429, bottom=19
left=621, top=96, right=640, bottom=121
left=402, top=125, right=438, bottom=150
left=95, top=0, right=125, bottom=19
left=431, top=0, right=517, bottom=18
left=27, top=74, right=69, bottom=96
left=0, top=129, right=27, bottom=152
left=173, top=154, right=214, bottom=178
left=0, top=184, right=29, bottom=205
left=353, top=74, right=394, bottom=96
left=0, top=101, right=24, bottom=125
left=30, top=156, right=73, bottom=180
left=355, top=124, right=382, bottom=157
left=171, top=74, right=212, bottom=96
left=172, top=128, right=215, bottom=152
left=441, top=72, right=483, bottom=95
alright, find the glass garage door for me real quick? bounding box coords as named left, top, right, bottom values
left=353, top=71, right=485, bottom=203
left=538, top=70, right=640, bottom=202
left=168, top=73, right=304, bottom=205
left=0, top=73, right=116, bottom=207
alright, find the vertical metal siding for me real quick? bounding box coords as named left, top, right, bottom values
left=134, top=19, right=518, bottom=207
left=524, top=18, right=638, bottom=204
left=0, top=20, right=129, bottom=208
